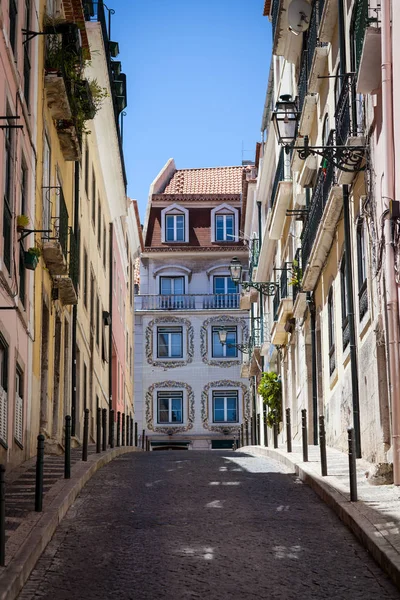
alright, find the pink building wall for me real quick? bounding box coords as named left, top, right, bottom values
left=112, top=229, right=126, bottom=417
left=0, top=1, right=37, bottom=465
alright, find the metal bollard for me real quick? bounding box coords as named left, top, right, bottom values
left=301, top=408, right=308, bottom=462
left=264, top=411, right=268, bottom=447
left=237, top=428, right=241, bottom=449
left=135, top=422, right=138, bottom=447
left=110, top=409, right=115, bottom=448
left=319, top=415, right=328, bottom=476
left=122, top=413, right=125, bottom=446
left=102, top=408, right=107, bottom=451
left=117, top=411, right=121, bottom=447
left=348, top=427, right=358, bottom=502
left=35, top=434, right=45, bottom=511
left=141, top=429, right=145, bottom=450
left=96, top=407, right=101, bottom=453
left=65, top=416, right=72, bottom=479
left=286, top=408, right=292, bottom=453
left=83, top=408, right=90, bottom=461
left=232, top=437, right=237, bottom=451
left=245, top=421, right=249, bottom=446
left=241, top=423, right=244, bottom=447
left=273, top=422, right=278, bottom=449
left=130, top=417, right=134, bottom=446
left=0, top=464, right=5, bottom=566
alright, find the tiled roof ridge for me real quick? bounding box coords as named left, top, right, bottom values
left=163, top=165, right=244, bottom=195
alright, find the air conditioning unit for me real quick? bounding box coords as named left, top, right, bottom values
left=299, top=154, right=317, bottom=188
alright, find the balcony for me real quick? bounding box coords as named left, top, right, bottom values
left=319, top=0, right=338, bottom=44
left=270, top=266, right=293, bottom=345
left=292, top=248, right=307, bottom=319
left=53, top=228, right=79, bottom=305
left=335, top=73, right=366, bottom=184
left=249, top=238, right=259, bottom=280
left=306, top=1, right=329, bottom=93
left=135, top=293, right=241, bottom=311
left=268, top=149, right=293, bottom=240
left=297, top=54, right=317, bottom=137
left=301, top=137, right=342, bottom=292
left=355, top=0, right=380, bottom=94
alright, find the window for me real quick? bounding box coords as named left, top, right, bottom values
left=3, top=113, right=14, bottom=272
left=215, top=214, right=234, bottom=242
left=160, top=276, right=185, bottom=309
left=19, top=163, right=28, bottom=304
left=84, top=142, right=89, bottom=197
left=96, top=295, right=100, bottom=347
left=166, top=214, right=184, bottom=242
left=82, top=248, right=88, bottom=308
left=14, top=367, right=23, bottom=446
left=327, top=287, right=336, bottom=375
left=161, top=204, right=188, bottom=243
left=97, top=199, right=102, bottom=247
left=23, top=0, right=31, bottom=106
left=213, top=390, right=238, bottom=423
left=91, top=167, right=96, bottom=225
left=42, top=135, right=51, bottom=233
left=357, top=219, right=368, bottom=320
left=212, top=326, right=238, bottom=358
left=157, top=391, right=183, bottom=424
left=213, top=276, right=238, bottom=308
left=157, top=327, right=183, bottom=358
left=0, top=336, right=9, bottom=445
left=9, top=0, right=18, bottom=55
left=103, top=224, right=107, bottom=269
left=340, top=256, right=349, bottom=351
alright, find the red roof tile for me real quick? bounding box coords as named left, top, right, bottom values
left=163, top=166, right=244, bottom=195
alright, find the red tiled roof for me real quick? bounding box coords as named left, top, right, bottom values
left=163, top=166, right=244, bottom=195
left=263, top=1, right=272, bottom=16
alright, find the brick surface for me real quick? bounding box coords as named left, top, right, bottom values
left=17, top=451, right=400, bottom=599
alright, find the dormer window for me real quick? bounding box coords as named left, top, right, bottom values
left=211, top=204, right=239, bottom=243
left=161, top=204, right=189, bottom=243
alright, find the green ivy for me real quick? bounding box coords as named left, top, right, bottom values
left=257, top=371, right=282, bottom=427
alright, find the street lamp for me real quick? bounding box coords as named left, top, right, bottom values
left=229, top=257, right=278, bottom=297
left=271, top=96, right=365, bottom=173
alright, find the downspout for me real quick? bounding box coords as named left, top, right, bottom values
left=381, top=0, right=400, bottom=483
left=71, top=162, right=80, bottom=438
left=307, top=293, right=318, bottom=445
left=108, top=222, right=114, bottom=424
left=257, top=200, right=264, bottom=348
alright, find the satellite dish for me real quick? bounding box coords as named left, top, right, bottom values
left=288, top=0, right=312, bottom=35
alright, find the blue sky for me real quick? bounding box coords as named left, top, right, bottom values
left=110, top=0, right=271, bottom=220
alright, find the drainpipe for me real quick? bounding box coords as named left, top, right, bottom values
left=381, top=0, right=400, bottom=483
left=307, top=293, right=318, bottom=445
left=71, top=162, right=80, bottom=438
left=108, top=222, right=114, bottom=419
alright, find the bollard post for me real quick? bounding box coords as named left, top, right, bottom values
left=319, top=415, right=328, bottom=476
left=145, top=436, right=149, bottom=451
left=286, top=408, right=292, bottom=453
left=35, top=434, right=45, bottom=511
left=273, top=422, right=278, bottom=449
left=102, top=408, right=107, bottom=451
left=64, top=416, right=71, bottom=479
left=83, top=408, right=90, bottom=461
left=110, top=409, right=115, bottom=448
left=130, top=417, right=134, bottom=446
left=142, top=429, right=145, bottom=450
left=301, top=408, right=308, bottom=462
left=348, top=427, right=358, bottom=502
left=96, top=407, right=101, bottom=453
left=264, top=410, right=268, bottom=447
left=232, top=437, right=237, bottom=451
left=0, top=464, right=5, bottom=567
left=122, top=413, right=125, bottom=446
left=237, top=428, right=241, bottom=449
left=135, top=422, right=138, bottom=447
left=117, top=411, right=121, bottom=447
left=245, top=421, right=249, bottom=446
left=241, top=423, right=244, bottom=447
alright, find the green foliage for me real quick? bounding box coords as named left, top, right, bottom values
left=258, top=371, right=282, bottom=427
left=17, top=214, right=30, bottom=228
left=27, top=246, right=41, bottom=258
left=289, top=258, right=302, bottom=287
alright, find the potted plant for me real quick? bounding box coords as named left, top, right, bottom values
left=24, top=246, right=41, bottom=271
left=16, top=214, right=30, bottom=231
left=258, top=371, right=282, bottom=427
left=289, top=258, right=302, bottom=288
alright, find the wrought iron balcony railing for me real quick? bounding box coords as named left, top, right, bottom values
left=135, top=293, right=241, bottom=311
left=359, top=279, right=368, bottom=321
left=42, top=186, right=69, bottom=260
left=335, top=73, right=364, bottom=145
left=249, top=238, right=260, bottom=280
left=292, top=247, right=302, bottom=306
left=354, top=0, right=369, bottom=73
left=271, top=148, right=291, bottom=209
left=301, top=131, right=335, bottom=270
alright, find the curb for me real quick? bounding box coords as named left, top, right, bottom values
left=0, top=446, right=140, bottom=600
left=241, top=445, right=400, bottom=590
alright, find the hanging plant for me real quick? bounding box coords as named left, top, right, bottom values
left=24, top=247, right=41, bottom=271
left=17, top=214, right=30, bottom=231
left=258, top=371, right=282, bottom=427
left=289, top=258, right=302, bottom=288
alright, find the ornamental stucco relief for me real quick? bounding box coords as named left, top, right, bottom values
left=145, top=380, right=195, bottom=434
left=201, top=379, right=250, bottom=434
left=200, top=315, right=248, bottom=368
left=146, top=316, right=194, bottom=369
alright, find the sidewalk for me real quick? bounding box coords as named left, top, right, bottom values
left=0, top=444, right=141, bottom=600
left=241, top=443, right=400, bottom=589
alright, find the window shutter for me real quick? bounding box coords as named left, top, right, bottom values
left=0, top=386, right=8, bottom=444
left=14, top=392, right=23, bottom=445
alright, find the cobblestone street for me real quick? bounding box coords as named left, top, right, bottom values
left=17, top=451, right=400, bottom=600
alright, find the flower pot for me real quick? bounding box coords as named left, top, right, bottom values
left=24, top=251, right=39, bottom=271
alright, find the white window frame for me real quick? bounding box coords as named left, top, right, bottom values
left=157, top=326, right=183, bottom=359
left=157, top=391, right=183, bottom=424
left=211, top=326, right=238, bottom=358
left=211, top=204, right=239, bottom=242
left=161, top=204, right=189, bottom=243
left=212, top=390, right=239, bottom=423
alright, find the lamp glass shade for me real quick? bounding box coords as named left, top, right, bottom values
left=272, top=97, right=299, bottom=146
left=229, top=257, right=242, bottom=284
left=218, top=329, right=228, bottom=344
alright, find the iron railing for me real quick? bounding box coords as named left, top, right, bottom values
left=301, top=130, right=335, bottom=270
left=271, top=0, right=280, bottom=42
left=271, top=148, right=291, bottom=209
left=19, top=246, right=26, bottom=305
left=298, top=53, right=308, bottom=115
left=318, top=0, right=326, bottom=22
left=359, top=280, right=368, bottom=321
left=292, top=248, right=302, bottom=305
left=69, top=228, right=79, bottom=289
left=335, top=73, right=363, bottom=145
left=273, top=287, right=280, bottom=322
left=249, top=238, right=260, bottom=280
left=3, top=200, right=12, bottom=272
left=42, top=187, right=69, bottom=260
left=342, top=317, right=350, bottom=351
left=135, top=293, right=241, bottom=311
left=353, top=0, right=369, bottom=73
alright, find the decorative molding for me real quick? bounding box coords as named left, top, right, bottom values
left=205, top=264, right=232, bottom=280
left=201, top=379, right=250, bottom=433
left=161, top=203, right=189, bottom=243
left=146, top=316, right=194, bottom=368
left=145, top=380, right=195, bottom=433
left=211, top=203, right=239, bottom=243
left=200, top=315, right=248, bottom=368
left=153, top=264, right=192, bottom=279
left=142, top=246, right=247, bottom=253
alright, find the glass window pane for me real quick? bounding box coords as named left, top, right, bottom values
left=158, top=333, right=168, bottom=356
left=173, top=277, right=184, bottom=294
left=170, top=333, right=182, bottom=357
left=166, top=215, right=174, bottom=240
left=216, top=215, right=224, bottom=240
left=214, top=398, right=224, bottom=410
left=176, top=215, right=184, bottom=241
left=212, top=331, right=224, bottom=357
left=159, top=409, right=169, bottom=423
left=226, top=278, right=238, bottom=294
left=214, top=277, right=225, bottom=294
left=227, top=408, right=237, bottom=422
left=226, top=215, right=234, bottom=240
left=160, top=278, right=172, bottom=294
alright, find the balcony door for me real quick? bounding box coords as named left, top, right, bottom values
left=160, top=276, right=185, bottom=309
left=213, top=276, right=238, bottom=309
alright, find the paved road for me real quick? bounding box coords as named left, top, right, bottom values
left=18, top=451, right=400, bottom=600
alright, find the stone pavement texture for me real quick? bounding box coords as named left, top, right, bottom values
left=16, top=451, right=400, bottom=600
left=243, top=443, right=400, bottom=590
left=0, top=444, right=140, bottom=600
